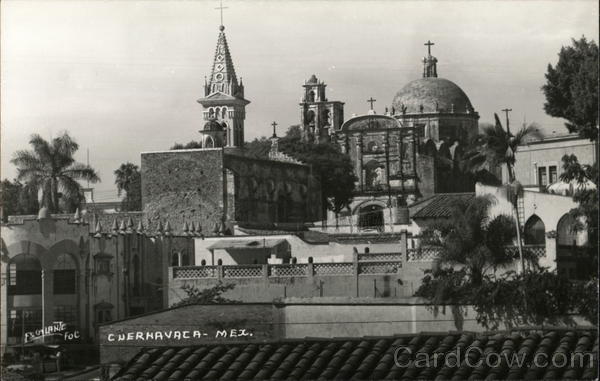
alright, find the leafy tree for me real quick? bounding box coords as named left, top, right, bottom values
left=114, top=163, right=142, bottom=211
left=557, top=154, right=598, bottom=277
left=11, top=132, right=99, bottom=213
left=171, top=282, right=237, bottom=307
left=0, top=179, right=39, bottom=221
left=542, top=36, right=599, bottom=140
left=170, top=140, right=203, bottom=150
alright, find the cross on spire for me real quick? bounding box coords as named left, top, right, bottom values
left=271, top=121, right=278, bottom=138
left=367, top=97, right=377, bottom=110
left=425, top=40, right=435, bottom=56
left=215, top=0, right=228, bottom=28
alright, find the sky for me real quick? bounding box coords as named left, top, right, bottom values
left=1, top=0, right=598, bottom=200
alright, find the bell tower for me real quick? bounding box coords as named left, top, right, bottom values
left=300, top=74, right=344, bottom=144
left=197, top=24, right=250, bottom=148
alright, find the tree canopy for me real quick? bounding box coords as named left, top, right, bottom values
left=0, top=179, right=39, bottom=221
left=11, top=132, right=99, bottom=213
left=542, top=36, right=599, bottom=140
left=170, top=141, right=203, bottom=150
left=114, top=162, right=142, bottom=211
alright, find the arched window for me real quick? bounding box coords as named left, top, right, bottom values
left=54, top=254, right=77, bottom=294
left=181, top=251, right=190, bottom=266
left=307, top=90, right=315, bottom=102
left=8, top=255, right=42, bottom=295
left=524, top=215, right=546, bottom=245
left=171, top=252, right=180, bottom=267
left=557, top=214, right=585, bottom=247
left=204, top=136, right=215, bottom=148
left=208, top=108, right=215, bottom=119
left=221, top=107, right=227, bottom=119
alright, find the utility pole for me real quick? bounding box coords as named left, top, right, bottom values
left=501, top=108, right=512, bottom=135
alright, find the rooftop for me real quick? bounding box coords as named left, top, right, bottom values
left=411, top=193, right=475, bottom=219
left=112, top=329, right=598, bottom=381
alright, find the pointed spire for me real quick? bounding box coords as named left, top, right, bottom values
left=157, top=220, right=164, bottom=235
left=205, top=26, right=238, bottom=96
left=94, top=221, right=103, bottom=238
left=73, top=208, right=81, bottom=223
left=190, top=221, right=197, bottom=236
left=136, top=220, right=144, bottom=234
left=183, top=221, right=189, bottom=236
left=111, top=219, right=119, bottom=232
left=119, top=220, right=127, bottom=234
left=164, top=221, right=172, bottom=236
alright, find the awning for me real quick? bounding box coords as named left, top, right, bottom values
left=207, top=238, right=287, bottom=250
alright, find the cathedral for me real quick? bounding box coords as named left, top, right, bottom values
left=298, top=42, right=481, bottom=230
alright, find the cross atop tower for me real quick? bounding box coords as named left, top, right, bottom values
left=215, top=0, right=228, bottom=29
left=367, top=97, right=377, bottom=110
left=424, top=40, right=435, bottom=56
left=271, top=121, right=278, bottom=138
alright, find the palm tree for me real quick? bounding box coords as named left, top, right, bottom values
left=114, top=163, right=141, bottom=211
left=422, top=196, right=517, bottom=287
left=11, top=132, right=100, bottom=213
left=463, top=113, right=541, bottom=271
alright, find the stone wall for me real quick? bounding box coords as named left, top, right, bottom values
left=141, top=148, right=225, bottom=235
left=224, top=154, right=322, bottom=225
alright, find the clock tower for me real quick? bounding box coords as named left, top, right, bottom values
left=300, top=75, right=344, bottom=144
left=198, top=25, right=250, bottom=148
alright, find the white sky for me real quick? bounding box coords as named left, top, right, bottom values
left=1, top=0, right=598, bottom=199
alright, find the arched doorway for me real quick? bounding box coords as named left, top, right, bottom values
left=556, top=213, right=591, bottom=279
left=358, top=204, right=385, bottom=231
left=524, top=215, right=546, bottom=245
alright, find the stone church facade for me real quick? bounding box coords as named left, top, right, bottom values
left=328, top=43, right=481, bottom=230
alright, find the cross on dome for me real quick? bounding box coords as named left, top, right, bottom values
left=367, top=97, right=377, bottom=110
left=425, top=40, right=435, bottom=56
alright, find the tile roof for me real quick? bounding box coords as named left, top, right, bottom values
left=112, top=329, right=597, bottom=381
left=411, top=193, right=475, bottom=219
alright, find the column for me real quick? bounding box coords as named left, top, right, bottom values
left=356, top=134, right=363, bottom=191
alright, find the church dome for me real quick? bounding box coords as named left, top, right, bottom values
left=392, top=77, right=474, bottom=114
left=203, top=119, right=224, bottom=131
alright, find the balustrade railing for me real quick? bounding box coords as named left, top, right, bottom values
left=505, top=244, right=546, bottom=258
left=358, top=252, right=402, bottom=262
left=313, top=262, right=354, bottom=276
left=223, top=265, right=263, bottom=278
left=270, top=264, right=309, bottom=277
left=173, top=266, right=217, bottom=279
left=407, top=247, right=440, bottom=262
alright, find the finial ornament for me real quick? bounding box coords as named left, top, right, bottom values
left=271, top=121, right=278, bottom=138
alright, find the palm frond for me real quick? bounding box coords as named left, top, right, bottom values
left=29, top=134, right=53, bottom=162
left=62, top=163, right=100, bottom=183
left=52, top=131, right=79, bottom=161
